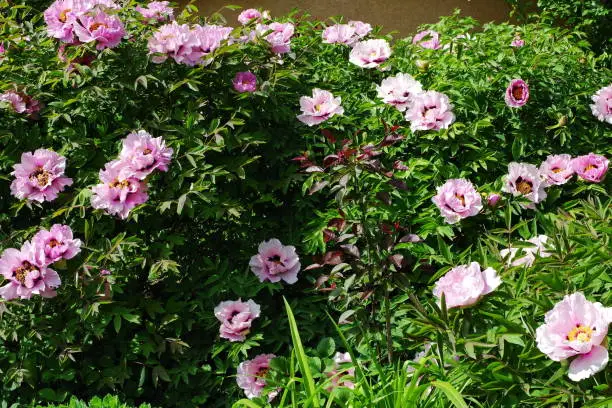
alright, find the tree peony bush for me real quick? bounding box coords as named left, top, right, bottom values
left=0, top=1, right=610, bottom=407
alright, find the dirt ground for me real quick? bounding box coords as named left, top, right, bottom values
left=177, top=0, right=511, bottom=35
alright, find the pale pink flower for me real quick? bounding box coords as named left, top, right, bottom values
left=190, top=24, right=233, bottom=65
left=326, top=352, right=355, bottom=391
left=90, top=160, right=149, bottom=219
left=433, top=262, right=501, bottom=309
left=487, top=193, right=501, bottom=207
left=348, top=20, right=372, bottom=38
left=590, top=85, right=612, bottom=124
left=147, top=22, right=194, bottom=64
left=376, top=73, right=423, bottom=112
left=214, top=299, right=261, bottom=342
left=505, top=78, right=529, bottom=107
left=136, top=1, right=174, bottom=21
left=0, top=242, right=62, bottom=300
left=297, top=88, right=344, bottom=126
left=238, top=9, right=262, bottom=25
left=233, top=71, right=257, bottom=93
left=118, top=130, right=173, bottom=179
left=263, top=22, right=294, bottom=54
left=73, top=10, right=125, bottom=50
left=405, top=91, right=455, bottom=132
left=10, top=149, right=73, bottom=203
left=349, top=39, right=391, bottom=68
left=249, top=238, right=300, bottom=284
left=500, top=235, right=551, bottom=267
left=536, top=292, right=611, bottom=381
left=539, top=154, right=574, bottom=186
left=413, top=30, right=441, bottom=50
left=432, top=178, right=482, bottom=224
left=0, top=90, right=26, bottom=113
left=322, top=24, right=356, bottom=45
left=511, top=36, right=525, bottom=47
left=571, top=153, right=608, bottom=183
left=502, top=162, right=547, bottom=208
left=237, top=354, right=277, bottom=400
left=32, top=224, right=82, bottom=264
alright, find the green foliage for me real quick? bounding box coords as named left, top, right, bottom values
left=34, top=395, right=152, bottom=408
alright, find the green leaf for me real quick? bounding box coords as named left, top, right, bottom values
left=431, top=381, right=469, bottom=408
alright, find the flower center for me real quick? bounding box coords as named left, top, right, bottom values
left=585, top=164, right=596, bottom=171
left=143, top=148, right=152, bottom=155
left=14, top=261, right=37, bottom=285
left=512, top=86, right=524, bottom=100
left=110, top=179, right=131, bottom=188
left=59, top=8, right=71, bottom=23
left=89, top=22, right=108, bottom=32
left=314, top=104, right=322, bottom=112
left=268, top=254, right=284, bottom=266
left=515, top=177, right=532, bottom=194
left=567, top=324, right=594, bottom=343
left=551, top=167, right=562, bottom=173
left=455, top=194, right=465, bottom=206
left=48, top=239, right=61, bottom=248
left=31, top=167, right=51, bottom=187
left=257, top=367, right=270, bottom=377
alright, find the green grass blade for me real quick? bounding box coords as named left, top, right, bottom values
left=431, top=381, right=469, bottom=408
left=232, top=399, right=264, bottom=408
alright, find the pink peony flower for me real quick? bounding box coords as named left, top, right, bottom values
left=73, top=10, right=125, bottom=50
left=118, top=130, right=173, bottom=179
left=500, top=235, right=551, bottom=267
left=0, top=90, right=26, bottom=113
left=405, top=91, right=455, bottom=132
left=237, top=354, right=277, bottom=400
left=32, top=224, right=82, bottom=264
left=571, top=153, right=608, bottom=183
left=0, top=242, right=62, bottom=300
left=136, top=1, right=174, bottom=21
left=432, top=178, right=483, bottom=224
left=263, top=22, right=294, bottom=54
left=10, top=149, right=73, bottom=203
left=326, top=352, right=355, bottom=391
left=505, top=78, right=529, bottom=107
left=487, top=193, right=501, bottom=207
left=539, top=154, right=574, bottom=186
left=233, top=71, right=257, bottom=93
left=214, top=299, right=261, bottom=342
left=249, top=238, right=301, bottom=284
left=511, top=36, right=525, bottom=47
left=590, top=85, right=612, bottom=124
left=413, top=30, right=441, bottom=50
left=349, top=39, right=391, bottom=68
left=238, top=9, right=262, bottom=25
left=297, top=88, right=344, bottom=126
left=190, top=24, right=233, bottom=65
left=502, top=162, right=547, bottom=208
left=536, top=292, right=611, bottom=381
left=147, top=22, right=194, bottom=64
left=100, top=269, right=111, bottom=276
left=44, top=0, right=83, bottom=43
left=90, top=160, right=149, bottom=219
left=376, top=73, right=423, bottom=112
left=322, top=24, right=356, bottom=45
left=433, top=262, right=501, bottom=309
left=348, top=20, right=372, bottom=39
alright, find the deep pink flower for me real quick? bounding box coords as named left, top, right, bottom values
left=571, top=153, right=609, bottom=183
left=32, top=224, right=82, bottom=264
left=505, top=79, right=529, bottom=107
left=487, top=193, right=501, bottom=207
left=502, top=162, right=547, bottom=208
left=405, top=91, right=455, bottom=132
left=118, top=130, right=173, bottom=179
left=233, top=71, right=257, bottom=93
left=297, top=88, right=344, bottom=126
left=0, top=242, right=61, bottom=300
left=326, top=352, right=355, bottom=391
left=214, top=299, right=261, bottom=342
left=536, top=292, right=611, bottom=381
left=413, top=30, right=441, bottom=50
left=44, top=0, right=83, bottom=43
left=376, top=73, right=423, bottom=112
left=136, top=1, right=174, bottom=21
left=90, top=160, right=149, bottom=219
left=539, top=154, right=574, bottom=186
left=348, top=20, right=372, bottom=39
left=433, top=262, right=501, bottom=309
left=262, top=22, right=294, bottom=54
left=238, top=9, right=262, bottom=25
left=432, top=178, right=482, bottom=224
left=590, top=85, right=612, bottom=124
left=237, top=354, right=277, bottom=400
left=73, top=10, right=125, bottom=50
left=100, top=269, right=111, bottom=276
left=349, top=39, right=391, bottom=68
left=10, top=149, right=73, bottom=203
left=500, top=235, right=551, bottom=267
left=322, top=24, right=356, bottom=45
left=249, top=238, right=300, bottom=284
left=511, top=36, right=525, bottom=47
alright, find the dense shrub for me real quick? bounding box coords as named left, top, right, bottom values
left=0, top=1, right=610, bottom=407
